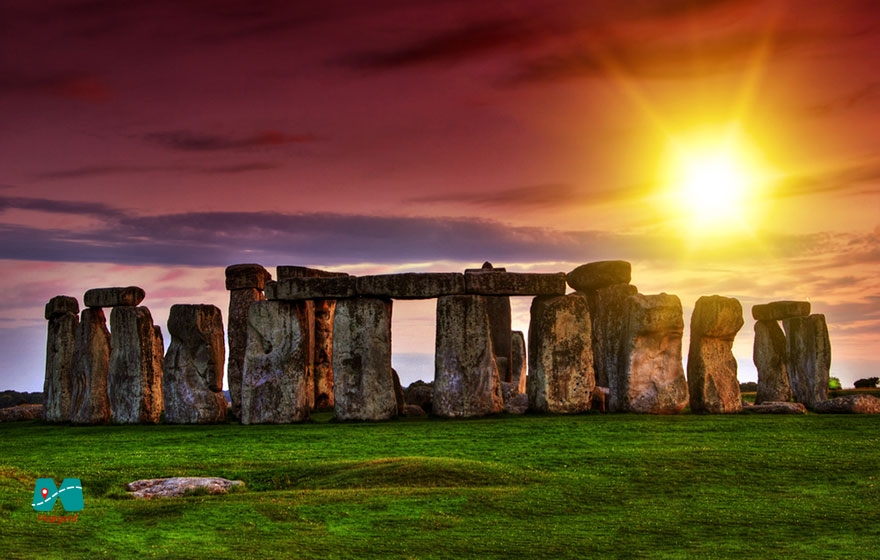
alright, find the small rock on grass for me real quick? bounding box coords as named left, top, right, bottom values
left=126, top=477, right=244, bottom=499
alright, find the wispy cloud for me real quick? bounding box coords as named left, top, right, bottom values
left=144, top=130, right=318, bottom=152
left=408, top=182, right=651, bottom=209
left=0, top=72, right=111, bottom=103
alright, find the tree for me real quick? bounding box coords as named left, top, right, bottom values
left=829, top=377, right=842, bottom=390
left=854, top=377, right=880, bottom=389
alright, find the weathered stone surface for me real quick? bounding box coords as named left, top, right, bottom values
left=783, top=314, right=831, bottom=410
left=405, top=381, right=434, bottom=414
left=434, top=295, right=505, bottom=417
left=392, top=368, right=405, bottom=416
left=43, top=299, right=78, bottom=422
left=70, top=308, right=111, bottom=424
left=276, top=266, right=348, bottom=281
left=333, top=298, right=397, bottom=421
left=814, top=395, right=880, bottom=414
left=108, top=306, right=164, bottom=423
left=752, top=301, right=810, bottom=321
left=127, top=477, right=244, bottom=499
left=566, top=260, right=632, bottom=292
left=753, top=320, right=791, bottom=404
left=84, top=286, right=145, bottom=308
left=357, top=273, right=465, bottom=299
left=741, top=401, right=807, bottom=414
left=586, top=284, right=638, bottom=388
left=162, top=304, right=227, bottom=424
left=510, top=330, right=527, bottom=394
left=241, top=300, right=314, bottom=424
left=313, top=299, right=336, bottom=409
left=486, top=296, right=512, bottom=381
left=45, top=295, right=79, bottom=320
left=527, top=294, right=595, bottom=413
left=402, top=404, right=427, bottom=417
left=0, top=404, right=43, bottom=422
left=501, top=382, right=529, bottom=414
left=614, top=293, right=688, bottom=414
left=464, top=271, right=567, bottom=296
left=266, top=277, right=357, bottom=300
left=225, top=263, right=272, bottom=291
left=687, top=296, right=744, bottom=414
left=227, top=288, right=264, bottom=419
left=591, top=387, right=609, bottom=412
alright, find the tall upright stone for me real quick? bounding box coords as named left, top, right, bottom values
left=332, top=298, right=397, bottom=421
left=276, top=266, right=347, bottom=410
left=241, top=300, right=314, bottom=424
left=434, top=295, right=504, bottom=417
left=527, top=294, right=595, bottom=413
left=70, top=308, right=112, bottom=424
left=586, top=284, right=638, bottom=388
left=108, top=306, right=164, bottom=423
left=753, top=319, right=791, bottom=404
left=614, top=293, right=688, bottom=414
left=465, top=263, right=512, bottom=381
left=43, top=296, right=79, bottom=422
left=226, top=264, right=272, bottom=419
left=163, top=304, right=228, bottom=424
left=510, top=330, right=527, bottom=394
left=783, top=314, right=831, bottom=410
left=687, top=295, right=744, bottom=414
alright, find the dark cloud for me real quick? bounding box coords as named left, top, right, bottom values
left=36, top=162, right=281, bottom=179
left=0, top=72, right=111, bottom=103
left=408, top=182, right=650, bottom=209
left=144, top=130, right=318, bottom=151
left=0, top=196, right=124, bottom=220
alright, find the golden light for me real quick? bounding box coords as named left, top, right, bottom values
left=660, top=125, right=771, bottom=238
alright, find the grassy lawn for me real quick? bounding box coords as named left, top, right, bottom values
left=1, top=413, right=878, bottom=559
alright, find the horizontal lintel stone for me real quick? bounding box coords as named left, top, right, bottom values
left=752, top=301, right=811, bottom=321
left=225, top=264, right=272, bottom=291
left=83, top=286, right=145, bottom=308
left=276, top=266, right=349, bottom=282
left=357, top=273, right=465, bottom=299
left=464, top=271, right=566, bottom=296
left=266, top=277, right=357, bottom=301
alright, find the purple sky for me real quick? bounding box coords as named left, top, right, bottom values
left=1, top=0, right=878, bottom=391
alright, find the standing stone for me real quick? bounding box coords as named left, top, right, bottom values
left=687, top=296, right=744, bottom=414
left=241, top=300, right=314, bottom=423
left=163, top=304, right=228, bottom=424
left=333, top=298, right=397, bottom=421
left=465, top=264, right=512, bottom=381
left=510, top=330, right=527, bottom=394
left=226, top=263, right=271, bottom=419
left=783, top=314, right=831, bottom=410
left=615, top=293, right=688, bottom=414
left=70, top=308, right=111, bottom=424
left=313, top=299, right=336, bottom=409
left=527, top=294, right=595, bottom=413
left=43, top=296, right=79, bottom=422
left=586, top=284, right=639, bottom=388
left=434, top=295, right=504, bottom=418
left=754, top=320, right=791, bottom=404
left=108, top=306, right=164, bottom=423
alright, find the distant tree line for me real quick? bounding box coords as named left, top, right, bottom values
left=0, top=391, right=43, bottom=409
left=854, top=377, right=880, bottom=389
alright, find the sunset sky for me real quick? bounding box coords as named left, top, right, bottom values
left=1, top=0, right=878, bottom=391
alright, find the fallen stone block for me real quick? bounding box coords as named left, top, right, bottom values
left=501, top=382, right=529, bottom=414
left=740, top=401, right=807, bottom=414
left=752, top=301, right=810, bottom=321
left=814, top=395, right=880, bottom=414
left=0, top=404, right=43, bottom=422
left=127, top=477, right=244, bottom=499
left=357, top=273, right=465, bottom=299
left=566, top=260, right=631, bottom=292
left=84, top=286, right=145, bottom=308
left=464, top=271, right=566, bottom=296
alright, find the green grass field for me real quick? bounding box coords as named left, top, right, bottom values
left=1, top=413, right=878, bottom=559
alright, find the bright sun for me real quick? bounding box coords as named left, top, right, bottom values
left=661, top=126, right=769, bottom=237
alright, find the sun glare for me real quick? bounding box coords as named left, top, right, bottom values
left=661, top=126, right=769, bottom=237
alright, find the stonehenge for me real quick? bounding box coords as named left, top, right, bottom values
left=40, top=260, right=841, bottom=424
